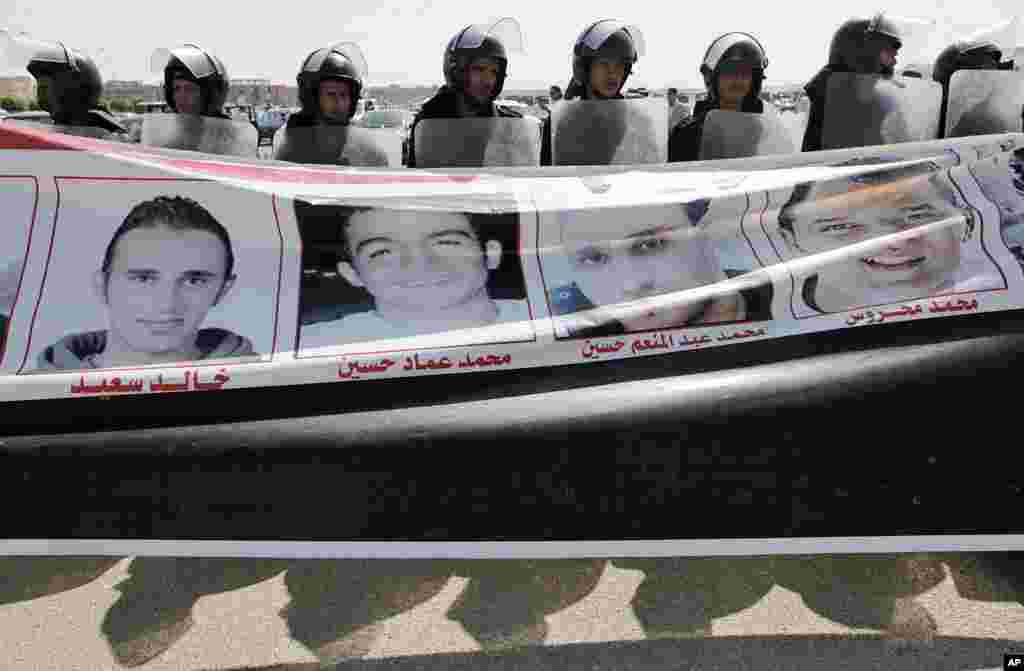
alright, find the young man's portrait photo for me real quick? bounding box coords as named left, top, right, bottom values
left=773, top=160, right=1004, bottom=317
left=27, top=181, right=281, bottom=373
left=294, top=200, right=534, bottom=354
left=966, top=147, right=1024, bottom=270
left=542, top=198, right=772, bottom=339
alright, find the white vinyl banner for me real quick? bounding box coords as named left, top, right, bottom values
left=1, top=121, right=1023, bottom=402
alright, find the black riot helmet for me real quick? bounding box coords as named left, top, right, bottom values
left=443, top=18, right=522, bottom=100
left=155, top=44, right=230, bottom=116
left=700, top=32, right=768, bottom=101
left=26, top=42, right=103, bottom=123
left=932, top=40, right=1003, bottom=86
left=828, top=13, right=904, bottom=75
left=297, top=43, right=367, bottom=122
left=569, top=20, right=643, bottom=99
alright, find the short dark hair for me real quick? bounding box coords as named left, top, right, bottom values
left=102, top=196, right=235, bottom=284
left=778, top=158, right=943, bottom=236
left=293, top=200, right=488, bottom=266
left=549, top=85, right=563, bottom=94
left=667, top=87, right=678, bottom=95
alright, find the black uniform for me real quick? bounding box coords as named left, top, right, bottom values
left=801, top=66, right=842, bottom=152
left=284, top=110, right=319, bottom=129
left=405, top=86, right=523, bottom=168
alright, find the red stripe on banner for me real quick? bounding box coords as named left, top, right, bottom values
left=146, top=157, right=481, bottom=185
left=0, top=124, right=80, bottom=150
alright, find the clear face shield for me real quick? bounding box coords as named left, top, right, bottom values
left=304, top=41, right=369, bottom=81
left=578, top=19, right=646, bottom=57
left=958, top=16, right=1022, bottom=64
left=454, top=17, right=526, bottom=55
left=150, top=44, right=220, bottom=80
left=0, top=28, right=72, bottom=75
left=703, top=33, right=767, bottom=72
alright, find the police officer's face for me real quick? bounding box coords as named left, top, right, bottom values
left=561, top=205, right=721, bottom=332
left=590, top=58, right=626, bottom=98
left=339, top=209, right=501, bottom=312
left=879, top=46, right=898, bottom=69
left=318, top=79, right=352, bottom=122
left=667, top=91, right=678, bottom=105
left=717, top=65, right=753, bottom=106
left=465, top=58, right=499, bottom=102
left=96, top=224, right=233, bottom=360
left=783, top=176, right=965, bottom=291
left=173, top=78, right=202, bottom=115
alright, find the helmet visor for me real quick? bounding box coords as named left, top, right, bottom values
left=706, top=34, right=767, bottom=71
left=150, top=44, right=219, bottom=79
left=0, top=29, right=70, bottom=74
left=455, top=17, right=525, bottom=54
left=580, top=20, right=645, bottom=58
left=867, top=13, right=938, bottom=67
left=960, top=16, right=1022, bottom=59
left=305, top=41, right=369, bottom=80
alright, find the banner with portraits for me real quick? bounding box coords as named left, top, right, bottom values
left=1, top=122, right=1024, bottom=401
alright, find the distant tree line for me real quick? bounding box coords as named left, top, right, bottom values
left=0, top=96, right=42, bottom=112
left=0, top=96, right=144, bottom=114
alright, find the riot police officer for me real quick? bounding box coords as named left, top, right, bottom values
left=25, top=42, right=127, bottom=136
left=801, top=14, right=904, bottom=152
left=159, top=44, right=231, bottom=119
left=274, top=43, right=396, bottom=166
left=668, top=32, right=768, bottom=162
left=564, top=20, right=640, bottom=101
left=287, top=43, right=366, bottom=128
left=540, top=19, right=643, bottom=165
left=406, top=20, right=524, bottom=168
left=933, top=38, right=1010, bottom=135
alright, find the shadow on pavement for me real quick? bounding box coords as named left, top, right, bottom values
left=2, top=554, right=1021, bottom=669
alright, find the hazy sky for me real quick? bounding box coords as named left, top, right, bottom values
left=2, top=0, right=1022, bottom=89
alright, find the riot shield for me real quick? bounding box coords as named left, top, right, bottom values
left=945, top=69, right=1024, bottom=137
left=412, top=118, right=541, bottom=168
left=272, top=126, right=402, bottom=167
left=698, top=108, right=798, bottom=160
left=551, top=98, right=667, bottom=166
left=140, top=113, right=257, bottom=157
left=821, top=73, right=942, bottom=150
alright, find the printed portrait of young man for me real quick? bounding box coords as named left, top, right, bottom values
left=967, top=147, right=1024, bottom=270
left=35, top=196, right=253, bottom=370
left=294, top=201, right=534, bottom=353
left=776, top=161, right=1003, bottom=316
left=0, top=178, right=40, bottom=369
left=543, top=198, right=772, bottom=339
left=0, top=258, right=21, bottom=360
